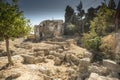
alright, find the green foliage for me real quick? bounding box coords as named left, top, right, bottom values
left=64, top=5, right=76, bottom=35
left=87, top=7, right=96, bottom=20
left=0, top=37, right=4, bottom=41
left=77, top=0, right=85, bottom=19
left=0, top=0, right=31, bottom=65
left=82, top=31, right=102, bottom=62
left=90, top=3, right=115, bottom=36
left=75, top=0, right=85, bottom=34
left=108, top=0, right=116, bottom=9
left=0, top=0, right=31, bottom=39
left=65, top=23, right=76, bottom=35
left=84, top=7, right=97, bottom=31
left=82, top=32, right=101, bottom=51
left=64, top=1, right=86, bottom=35
left=82, top=4, right=116, bottom=62
left=65, top=5, right=74, bottom=23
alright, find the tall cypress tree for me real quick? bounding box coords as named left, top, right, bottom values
left=65, top=5, right=74, bottom=23
left=108, top=0, right=116, bottom=9
left=76, top=0, right=85, bottom=34
left=77, top=0, right=85, bottom=19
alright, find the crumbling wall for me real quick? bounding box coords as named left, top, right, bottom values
left=34, top=20, right=64, bottom=40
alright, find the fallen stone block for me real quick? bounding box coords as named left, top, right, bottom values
left=21, top=54, right=35, bottom=64
left=103, top=59, right=120, bottom=73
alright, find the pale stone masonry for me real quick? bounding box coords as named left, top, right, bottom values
left=34, top=20, right=64, bottom=41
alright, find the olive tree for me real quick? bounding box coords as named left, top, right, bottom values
left=0, top=0, right=31, bottom=65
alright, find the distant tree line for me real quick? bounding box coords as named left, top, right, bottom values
left=64, top=0, right=120, bottom=62
left=64, top=0, right=117, bottom=35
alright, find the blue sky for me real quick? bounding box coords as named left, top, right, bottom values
left=18, top=0, right=119, bottom=26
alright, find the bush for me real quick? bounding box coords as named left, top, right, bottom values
left=0, top=38, right=4, bottom=41
left=82, top=32, right=103, bottom=62
left=65, top=23, right=76, bottom=35
left=82, top=32, right=101, bottom=51
left=99, top=34, right=116, bottom=60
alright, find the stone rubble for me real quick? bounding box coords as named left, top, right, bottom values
left=0, top=38, right=119, bottom=80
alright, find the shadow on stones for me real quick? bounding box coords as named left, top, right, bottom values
left=0, top=63, right=9, bottom=71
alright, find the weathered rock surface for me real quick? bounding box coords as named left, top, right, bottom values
left=78, top=58, right=91, bottom=79
left=88, top=73, right=119, bottom=80
left=0, top=38, right=119, bottom=80
left=34, top=56, right=45, bottom=63
left=79, top=58, right=91, bottom=70
left=5, top=72, right=21, bottom=80
left=103, top=59, right=120, bottom=72
left=22, top=54, right=35, bottom=64
left=14, top=42, right=32, bottom=49
left=47, top=55, right=55, bottom=59
left=54, top=57, right=62, bottom=66
left=34, top=51, right=45, bottom=57
left=88, top=65, right=109, bottom=76
left=12, top=55, right=24, bottom=63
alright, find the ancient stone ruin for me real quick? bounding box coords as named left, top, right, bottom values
left=34, top=20, right=64, bottom=41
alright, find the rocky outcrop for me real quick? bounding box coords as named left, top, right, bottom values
left=88, top=65, right=109, bottom=76
left=103, top=60, right=120, bottom=73
left=54, top=57, right=62, bottom=66
left=78, top=58, right=91, bottom=80
left=22, top=54, right=35, bottom=64
left=21, top=54, right=46, bottom=64
left=88, top=73, right=119, bottom=80
left=103, top=59, right=120, bottom=78
left=5, top=73, right=21, bottom=80
left=0, top=37, right=120, bottom=80
left=12, top=55, right=24, bottom=63
left=103, top=59, right=120, bottom=73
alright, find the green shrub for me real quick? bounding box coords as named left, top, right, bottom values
left=99, top=34, right=116, bottom=60
left=82, top=32, right=103, bottom=62
left=0, top=38, right=4, bottom=41
left=65, top=23, right=76, bottom=35
left=82, top=32, right=101, bottom=51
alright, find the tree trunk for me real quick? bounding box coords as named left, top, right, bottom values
left=82, top=21, right=84, bottom=33
left=5, top=38, right=13, bottom=65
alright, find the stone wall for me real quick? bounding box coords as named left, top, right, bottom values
left=34, top=20, right=64, bottom=40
